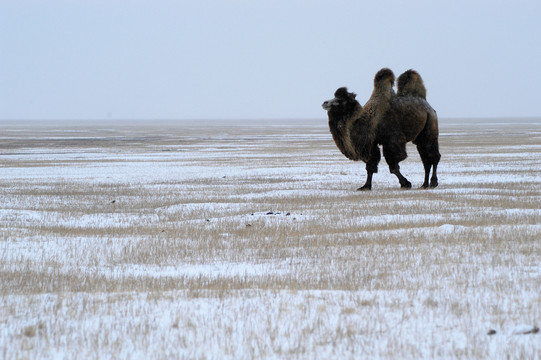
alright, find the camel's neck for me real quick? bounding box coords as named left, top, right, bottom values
left=349, top=110, right=377, bottom=162
left=328, top=103, right=363, bottom=161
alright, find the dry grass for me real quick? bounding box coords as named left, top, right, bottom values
left=1, top=118, right=540, bottom=358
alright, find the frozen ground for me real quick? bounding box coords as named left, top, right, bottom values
left=1, top=118, right=540, bottom=359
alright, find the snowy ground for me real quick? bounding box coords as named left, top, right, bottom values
left=1, top=118, right=540, bottom=359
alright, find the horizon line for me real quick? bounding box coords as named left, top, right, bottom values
left=1, top=116, right=541, bottom=122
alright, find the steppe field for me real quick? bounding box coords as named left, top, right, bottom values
left=1, top=118, right=540, bottom=359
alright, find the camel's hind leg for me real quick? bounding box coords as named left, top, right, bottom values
left=417, top=138, right=441, bottom=188
left=430, top=163, right=439, bottom=187
left=358, top=144, right=381, bottom=191
left=383, top=139, right=411, bottom=189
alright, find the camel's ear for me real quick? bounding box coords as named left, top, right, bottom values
left=350, top=92, right=357, bottom=100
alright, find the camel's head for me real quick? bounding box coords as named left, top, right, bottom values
left=322, top=87, right=359, bottom=114
left=374, top=68, right=395, bottom=89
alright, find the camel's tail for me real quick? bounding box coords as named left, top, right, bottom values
left=397, top=69, right=427, bottom=99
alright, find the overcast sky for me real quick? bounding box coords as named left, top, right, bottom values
left=1, top=0, right=540, bottom=121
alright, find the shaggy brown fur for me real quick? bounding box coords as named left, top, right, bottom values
left=397, top=69, right=427, bottom=99
left=323, top=87, right=363, bottom=161
left=322, top=68, right=440, bottom=190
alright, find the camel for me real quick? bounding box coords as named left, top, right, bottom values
left=322, top=68, right=440, bottom=190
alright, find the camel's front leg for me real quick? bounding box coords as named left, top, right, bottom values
left=389, top=164, right=412, bottom=189
left=358, top=145, right=381, bottom=191
left=383, top=139, right=411, bottom=189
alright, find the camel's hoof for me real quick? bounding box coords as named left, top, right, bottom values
left=357, top=185, right=371, bottom=191
left=430, top=180, right=438, bottom=188
left=400, top=181, right=412, bottom=189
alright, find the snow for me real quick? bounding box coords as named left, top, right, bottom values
left=1, top=119, right=540, bottom=358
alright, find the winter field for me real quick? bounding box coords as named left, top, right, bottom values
left=1, top=118, right=540, bottom=359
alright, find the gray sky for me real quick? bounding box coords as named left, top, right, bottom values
left=1, top=0, right=540, bottom=121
